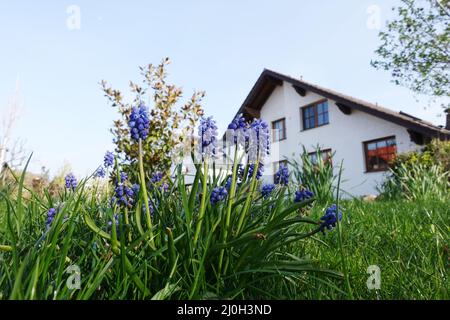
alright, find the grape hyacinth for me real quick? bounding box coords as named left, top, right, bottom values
left=151, top=171, right=163, bottom=184
left=198, top=116, right=218, bottom=159
left=248, top=119, right=270, bottom=162
left=142, top=201, right=154, bottom=216
left=132, top=183, right=140, bottom=197
left=320, top=204, right=343, bottom=232
left=46, top=207, right=57, bottom=228
left=274, top=165, right=289, bottom=186
left=95, top=166, right=106, bottom=178
left=150, top=171, right=169, bottom=192
left=261, top=183, right=275, bottom=199
left=248, top=162, right=264, bottom=180
left=225, top=177, right=232, bottom=190
left=237, top=164, right=245, bottom=182
left=210, top=186, right=228, bottom=205
left=65, top=173, right=77, bottom=191
left=294, top=188, right=314, bottom=203
left=107, top=214, right=120, bottom=234
left=113, top=183, right=135, bottom=207
left=227, top=113, right=248, bottom=146
left=104, top=151, right=114, bottom=168
left=120, top=172, right=128, bottom=183
left=128, top=104, right=150, bottom=141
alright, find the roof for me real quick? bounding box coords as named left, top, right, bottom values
left=233, top=69, right=450, bottom=139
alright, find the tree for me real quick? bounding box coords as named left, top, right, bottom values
left=371, top=0, right=450, bottom=108
left=101, top=58, right=204, bottom=176
left=0, top=79, right=27, bottom=183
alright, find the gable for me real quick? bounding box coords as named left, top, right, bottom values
left=235, top=69, right=450, bottom=140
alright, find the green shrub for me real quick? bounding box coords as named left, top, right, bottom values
left=101, top=58, right=205, bottom=175
left=390, top=139, right=450, bottom=172
left=0, top=132, right=342, bottom=300
left=380, top=139, right=450, bottom=200
left=288, top=146, right=337, bottom=204
left=381, top=163, right=449, bottom=201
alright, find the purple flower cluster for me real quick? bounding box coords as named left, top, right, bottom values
left=294, top=188, right=314, bottom=203
left=107, top=214, right=119, bottom=234
left=65, top=173, right=77, bottom=191
left=113, top=180, right=135, bottom=207
left=96, top=151, right=114, bottom=179
left=151, top=171, right=163, bottom=184
left=198, top=116, right=218, bottom=159
left=142, top=201, right=154, bottom=216
left=274, top=165, right=289, bottom=186
left=237, top=164, right=245, bottom=181
left=210, top=186, right=228, bottom=204
left=225, top=177, right=232, bottom=190
left=227, top=113, right=248, bottom=145
left=46, top=207, right=57, bottom=228
left=150, top=171, right=169, bottom=193
left=248, top=119, right=270, bottom=162
left=247, top=162, right=264, bottom=180
left=261, top=183, right=275, bottom=199
left=95, top=166, right=106, bottom=178
left=320, top=204, right=343, bottom=231
left=132, top=183, right=140, bottom=197
left=104, top=151, right=114, bottom=168
left=129, top=104, right=150, bottom=141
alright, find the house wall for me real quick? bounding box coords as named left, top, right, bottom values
left=260, top=81, right=421, bottom=197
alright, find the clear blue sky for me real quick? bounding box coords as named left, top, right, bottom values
left=0, top=0, right=447, bottom=177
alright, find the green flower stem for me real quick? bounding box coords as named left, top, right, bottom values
left=222, top=158, right=259, bottom=276
left=105, top=168, right=109, bottom=199
left=139, top=139, right=155, bottom=250
left=193, top=161, right=209, bottom=246
left=218, top=145, right=239, bottom=276
left=112, top=158, right=123, bottom=250
left=110, top=208, right=119, bottom=255
left=235, top=158, right=260, bottom=235
left=124, top=207, right=131, bottom=242
left=335, top=160, right=353, bottom=299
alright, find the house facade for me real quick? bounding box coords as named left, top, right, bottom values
left=231, top=69, right=450, bottom=196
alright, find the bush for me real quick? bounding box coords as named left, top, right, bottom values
left=101, top=58, right=205, bottom=175
left=381, top=163, right=449, bottom=201
left=380, top=139, right=450, bottom=200
left=288, top=146, right=337, bottom=204
left=0, top=116, right=343, bottom=299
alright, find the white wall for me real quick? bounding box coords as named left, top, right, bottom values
left=260, top=82, right=421, bottom=197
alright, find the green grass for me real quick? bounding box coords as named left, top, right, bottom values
left=287, top=198, right=449, bottom=299
left=0, top=158, right=448, bottom=300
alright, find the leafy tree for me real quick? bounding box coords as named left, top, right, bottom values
left=371, top=0, right=450, bottom=107
left=101, top=58, right=204, bottom=176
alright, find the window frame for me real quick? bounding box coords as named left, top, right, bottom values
left=273, top=159, right=288, bottom=181
left=300, top=99, right=329, bottom=131
left=308, top=148, right=333, bottom=167
left=271, top=118, right=287, bottom=142
left=363, top=135, right=397, bottom=173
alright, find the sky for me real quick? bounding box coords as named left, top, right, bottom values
left=0, top=0, right=448, bottom=177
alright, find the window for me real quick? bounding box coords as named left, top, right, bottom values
left=364, top=136, right=397, bottom=172
left=301, top=100, right=329, bottom=130
left=273, top=160, right=288, bottom=180
left=308, top=149, right=333, bottom=167
left=272, top=118, right=286, bottom=141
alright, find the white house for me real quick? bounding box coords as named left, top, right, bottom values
left=229, top=69, right=450, bottom=197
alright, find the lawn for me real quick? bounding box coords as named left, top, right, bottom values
left=0, top=167, right=448, bottom=300
left=289, top=198, right=449, bottom=299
